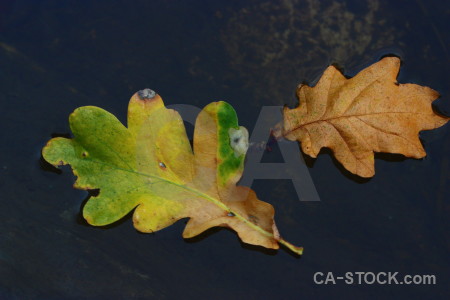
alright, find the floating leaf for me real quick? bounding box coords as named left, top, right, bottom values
left=43, top=90, right=302, bottom=254
left=282, top=57, right=449, bottom=177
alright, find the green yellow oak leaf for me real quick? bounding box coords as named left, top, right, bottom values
left=281, top=57, right=449, bottom=177
left=43, top=89, right=302, bottom=254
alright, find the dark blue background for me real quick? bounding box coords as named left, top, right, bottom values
left=0, top=0, right=449, bottom=299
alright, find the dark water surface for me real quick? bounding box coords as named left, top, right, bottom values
left=0, top=0, right=449, bottom=299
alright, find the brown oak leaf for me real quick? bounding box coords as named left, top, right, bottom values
left=282, top=57, right=449, bottom=177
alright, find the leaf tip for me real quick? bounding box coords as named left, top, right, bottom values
left=137, top=88, right=156, bottom=100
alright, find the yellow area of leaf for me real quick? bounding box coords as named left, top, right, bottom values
left=282, top=57, right=449, bottom=177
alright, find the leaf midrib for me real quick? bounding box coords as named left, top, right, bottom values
left=285, top=111, right=433, bottom=136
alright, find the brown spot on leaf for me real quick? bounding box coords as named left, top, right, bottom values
left=249, top=215, right=259, bottom=224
